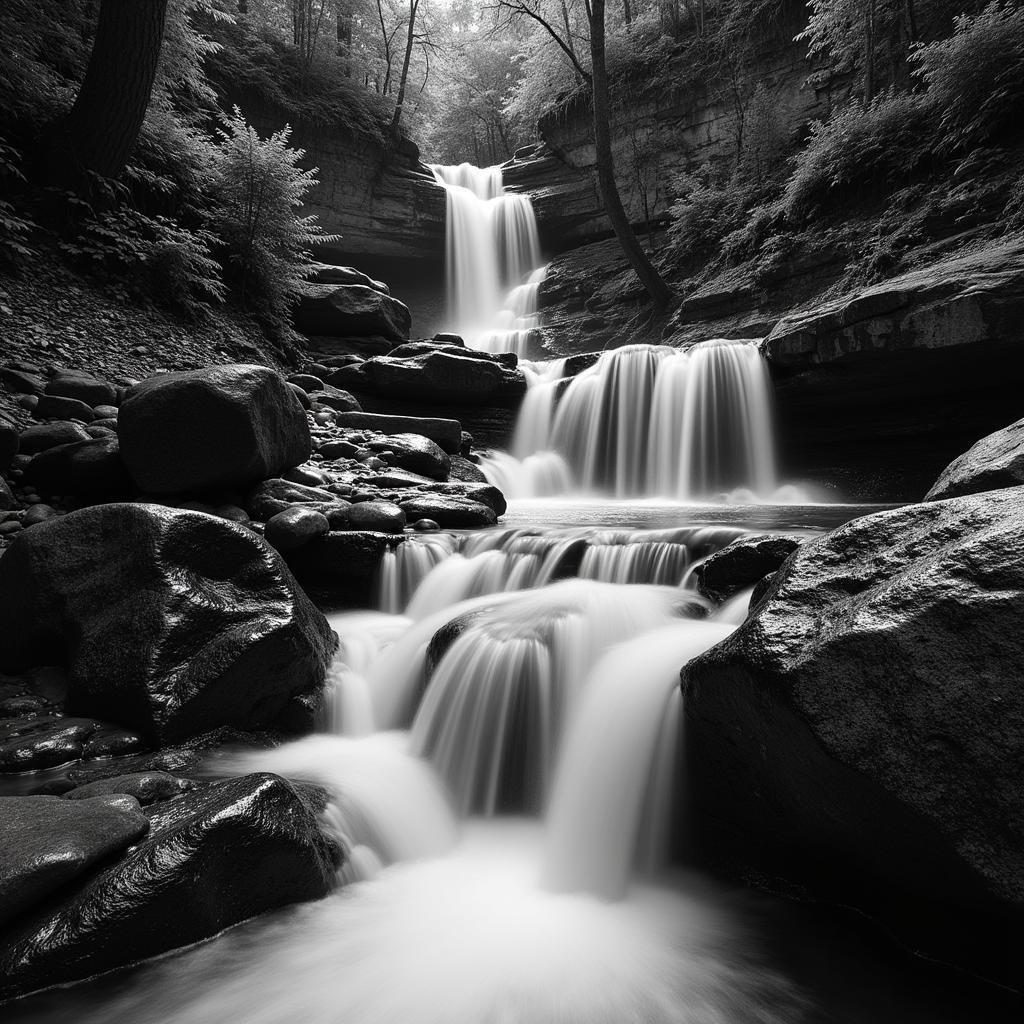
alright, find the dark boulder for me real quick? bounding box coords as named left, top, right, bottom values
left=311, top=384, right=361, bottom=414
left=18, top=423, right=92, bottom=455
left=379, top=432, right=450, bottom=481
left=264, top=506, right=331, bottom=551
left=33, top=395, right=94, bottom=422
left=331, top=412, right=462, bottom=453
left=46, top=371, right=116, bottom=408
left=398, top=494, right=497, bottom=528
left=24, top=437, right=132, bottom=499
left=925, top=416, right=1024, bottom=501
left=0, top=366, right=45, bottom=396
left=0, top=503, right=337, bottom=745
left=681, top=491, right=1024, bottom=985
left=0, top=774, right=338, bottom=1001
left=286, top=531, right=405, bottom=585
left=449, top=454, right=487, bottom=483
left=118, top=365, right=310, bottom=495
left=0, top=714, right=108, bottom=773
left=293, top=284, right=411, bottom=342
left=347, top=500, right=406, bottom=534
left=64, top=771, right=195, bottom=805
left=694, top=533, right=803, bottom=603
left=415, top=481, right=506, bottom=516
left=287, top=374, right=326, bottom=392
left=312, top=264, right=389, bottom=293
left=246, top=478, right=339, bottom=520
left=0, top=793, right=149, bottom=927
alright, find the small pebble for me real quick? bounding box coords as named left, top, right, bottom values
left=412, top=519, right=441, bottom=532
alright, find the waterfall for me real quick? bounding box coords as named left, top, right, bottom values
left=431, top=162, right=546, bottom=357
left=482, top=340, right=780, bottom=500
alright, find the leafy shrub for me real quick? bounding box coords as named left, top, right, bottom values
left=207, top=108, right=337, bottom=331
left=0, top=142, right=39, bottom=266
left=781, top=90, right=932, bottom=219
left=667, top=166, right=747, bottom=257
left=912, top=0, right=1024, bottom=153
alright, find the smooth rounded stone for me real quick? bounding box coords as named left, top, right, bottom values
left=425, top=610, right=486, bottom=678
left=416, top=481, right=507, bottom=516
left=46, top=371, right=117, bottom=408
left=312, top=264, right=390, bottom=293
left=0, top=503, right=337, bottom=745
left=21, top=504, right=59, bottom=528
left=287, top=373, right=325, bottom=392
left=382, top=432, right=450, bottom=481
left=346, top=500, right=406, bottom=534
left=25, top=436, right=132, bottom=499
left=91, top=416, right=118, bottom=430
left=65, top=771, right=194, bottom=805
left=81, top=726, right=148, bottom=759
left=0, top=366, right=46, bottom=395
left=0, top=774, right=339, bottom=1002
left=398, top=494, right=497, bottom=528
left=318, top=439, right=361, bottom=460
left=33, top=394, right=95, bottom=422
left=0, top=694, right=47, bottom=718
left=449, top=454, right=487, bottom=483
left=0, top=520, right=22, bottom=536
left=17, top=394, right=38, bottom=411
left=926, top=416, right=1024, bottom=500
left=432, top=332, right=465, bottom=346
left=412, top=518, right=440, bottom=532
left=84, top=424, right=115, bottom=439
left=293, top=284, right=411, bottom=342
left=91, top=404, right=119, bottom=420
left=311, top=384, right=361, bottom=414
left=283, top=464, right=331, bottom=488
left=246, top=478, right=339, bottom=520
left=118, top=365, right=310, bottom=495
left=0, top=718, right=95, bottom=772
left=681, top=490, right=1024, bottom=986
left=303, top=361, right=333, bottom=377
left=19, top=422, right=91, bottom=455
left=330, top=412, right=463, bottom=454
left=265, top=506, right=331, bottom=551
left=312, top=411, right=334, bottom=426
left=287, top=382, right=311, bottom=410
left=0, top=793, right=149, bottom=928
left=214, top=503, right=250, bottom=523
left=323, top=505, right=352, bottom=530
left=366, top=469, right=435, bottom=488
left=694, top=533, right=804, bottom=603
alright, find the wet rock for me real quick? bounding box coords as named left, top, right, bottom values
left=92, top=404, right=119, bottom=420
left=312, top=264, right=389, bottom=293
left=681, top=490, right=1024, bottom=985
left=46, top=371, right=117, bottom=408
left=0, top=503, right=337, bottom=745
left=81, top=726, right=147, bottom=759
left=415, top=481, right=506, bottom=516
left=287, top=373, right=325, bottom=392
left=246, top=478, right=339, bottom=520
left=366, top=469, right=435, bottom=488
left=20, top=504, right=60, bottom=528
left=0, top=716, right=99, bottom=772
left=694, top=534, right=803, bottom=603
left=265, top=506, right=331, bottom=551
left=33, top=394, right=95, bottom=422
left=398, top=494, right=497, bottom=528
left=64, top=771, right=194, bottom=805
left=318, top=438, right=362, bottom=460
left=282, top=464, right=332, bottom=488
left=331, top=412, right=463, bottom=453
left=0, top=366, right=45, bottom=396
left=24, top=436, right=132, bottom=499
left=286, top=531, right=405, bottom=585
left=288, top=382, right=312, bottom=410
left=0, top=793, right=149, bottom=928
left=381, top=433, right=450, bottom=481
left=925, top=416, right=1024, bottom=501
left=412, top=518, right=440, bottom=531
left=449, top=454, right=487, bottom=483
left=294, top=284, right=411, bottom=342
left=118, top=365, right=310, bottom=494
left=311, top=384, right=361, bottom=414
left=347, top=500, right=406, bottom=533
left=0, top=774, right=339, bottom=1001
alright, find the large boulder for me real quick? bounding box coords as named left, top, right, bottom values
left=681, top=492, right=1024, bottom=985
left=0, top=774, right=338, bottom=1001
left=0, top=504, right=337, bottom=744
left=694, top=533, right=803, bottom=603
left=925, top=417, right=1024, bottom=501
left=293, top=284, right=411, bottom=343
left=118, top=365, right=310, bottom=495
left=0, top=794, right=149, bottom=927
left=377, top=432, right=450, bottom=481
left=398, top=494, right=497, bottom=528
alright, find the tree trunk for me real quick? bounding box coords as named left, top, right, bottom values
left=51, top=0, right=168, bottom=184
left=389, top=0, right=419, bottom=138
left=588, top=0, right=672, bottom=308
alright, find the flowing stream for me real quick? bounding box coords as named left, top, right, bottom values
left=9, top=165, right=1013, bottom=1024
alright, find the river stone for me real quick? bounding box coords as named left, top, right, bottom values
left=347, top=500, right=406, bottom=533
left=1, top=366, right=45, bottom=395
left=46, top=371, right=117, bottom=408
left=0, top=774, right=339, bottom=1002
left=247, top=478, right=339, bottom=520
left=64, top=771, right=194, bottom=805
left=24, top=436, right=132, bottom=499
left=449, top=454, right=487, bottom=483
left=288, top=382, right=312, bottom=410
left=33, top=394, right=95, bottom=423
left=925, top=416, right=1024, bottom=501
left=312, top=264, right=389, bottom=293
left=681, top=490, right=1024, bottom=985
left=118, top=365, right=310, bottom=494
left=287, top=373, right=325, bottom=392
left=398, top=494, right=497, bottom=528
left=265, top=506, right=331, bottom=551
left=311, top=383, right=361, bottom=413
left=293, top=284, right=411, bottom=342
left=331, top=412, right=463, bottom=453
left=0, top=503, right=337, bottom=745
left=694, top=533, right=803, bottom=603
left=18, top=422, right=91, bottom=455
left=381, top=433, right=450, bottom=481
left=286, top=531, right=405, bottom=584
left=0, top=794, right=149, bottom=927
left=416, top=481, right=507, bottom=516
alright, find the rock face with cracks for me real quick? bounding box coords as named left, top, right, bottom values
left=681, top=490, right=1024, bottom=986
left=0, top=503, right=337, bottom=745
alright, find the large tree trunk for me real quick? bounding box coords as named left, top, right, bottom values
left=389, top=0, right=419, bottom=138
left=589, top=0, right=672, bottom=308
left=51, top=0, right=168, bottom=184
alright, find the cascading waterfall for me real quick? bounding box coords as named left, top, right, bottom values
left=431, top=162, right=546, bottom=357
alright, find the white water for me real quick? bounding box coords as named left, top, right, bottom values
left=431, top=163, right=545, bottom=356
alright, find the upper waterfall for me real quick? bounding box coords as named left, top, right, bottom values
left=431, top=162, right=545, bottom=356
